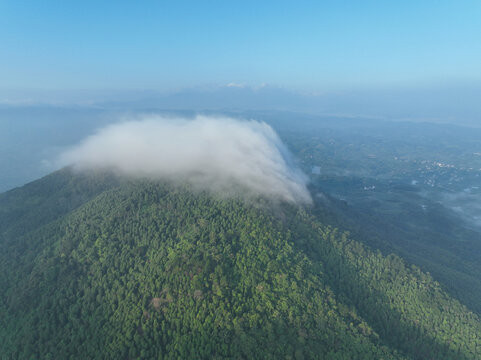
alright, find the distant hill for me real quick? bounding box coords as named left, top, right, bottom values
left=0, top=169, right=480, bottom=359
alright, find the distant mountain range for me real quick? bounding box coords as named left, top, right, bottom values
left=2, top=83, right=481, bottom=125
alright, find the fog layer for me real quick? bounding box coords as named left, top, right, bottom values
left=59, top=115, right=311, bottom=204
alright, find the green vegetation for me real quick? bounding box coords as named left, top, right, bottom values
left=1, top=170, right=480, bottom=359
left=267, top=115, right=481, bottom=315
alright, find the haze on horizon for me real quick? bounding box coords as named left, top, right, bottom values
left=1, top=1, right=480, bottom=119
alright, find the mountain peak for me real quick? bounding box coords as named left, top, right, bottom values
left=1, top=171, right=480, bottom=359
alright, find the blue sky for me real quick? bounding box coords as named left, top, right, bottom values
left=1, top=1, right=480, bottom=92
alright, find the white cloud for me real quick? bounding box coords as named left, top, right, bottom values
left=226, top=82, right=246, bottom=88
left=59, top=115, right=311, bottom=204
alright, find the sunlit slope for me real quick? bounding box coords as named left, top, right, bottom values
left=0, top=170, right=480, bottom=359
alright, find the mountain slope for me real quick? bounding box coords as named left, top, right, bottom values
left=0, top=170, right=480, bottom=359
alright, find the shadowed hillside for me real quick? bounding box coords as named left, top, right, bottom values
left=0, top=170, right=480, bottom=359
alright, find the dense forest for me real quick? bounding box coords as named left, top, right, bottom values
left=1, top=169, right=480, bottom=359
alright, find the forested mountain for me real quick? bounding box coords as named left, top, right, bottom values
left=1, top=169, right=480, bottom=359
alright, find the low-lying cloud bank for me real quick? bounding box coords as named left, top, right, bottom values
left=59, top=115, right=312, bottom=204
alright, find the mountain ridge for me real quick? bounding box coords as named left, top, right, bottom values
left=1, top=170, right=480, bottom=359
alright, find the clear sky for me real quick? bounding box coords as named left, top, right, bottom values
left=1, top=1, right=480, bottom=92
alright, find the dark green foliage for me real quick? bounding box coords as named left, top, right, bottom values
left=0, top=167, right=119, bottom=239
left=1, top=170, right=480, bottom=359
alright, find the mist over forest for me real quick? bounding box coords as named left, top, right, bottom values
left=2, top=1, right=481, bottom=359
left=2, top=103, right=481, bottom=229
